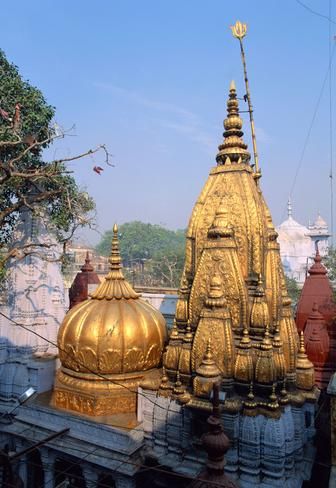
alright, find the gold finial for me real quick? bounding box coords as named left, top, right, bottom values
left=216, top=82, right=250, bottom=165
left=184, top=322, right=193, bottom=343
left=240, top=326, right=251, bottom=346
left=230, top=20, right=260, bottom=177
left=247, top=381, right=254, bottom=400
left=205, top=337, right=213, bottom=360
left=195, top=337, right=221, bottom=378
left=230, top=20, right=247, bottom=40
left=269, top=382, right=277, bottom=402
left=229, top=79, right=236, bottom=91
left=90, top=223, right=140, bottom=300
left=109, top=223, right=122, bottom=271
left=170, top=321, right=179, bottom=339
left=299, top=331, right=306, bottom=354
left=160, top=366, right=171, bottom=391
left=173, top=370, right=185, bottom=396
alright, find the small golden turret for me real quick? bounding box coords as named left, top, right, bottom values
left=173, top=370, right=191, bottom=404
left=216, top=80, right=251, bottom=165
left=255, top=324, right=276, bottom=386
left=234, top=327, right=254, bottom=385
left=208, top=206, right=233, bottom=238
left=296, top=332, right=315, bottom=391
left=272, top=322, right=286, bottom=382
left=250, top=276, right=270, bottom=332
left=159, top=365, right=172, bottom=396
left=178, top=323, right=193, bottom=383
left=193, top=338, right=222, bottom=398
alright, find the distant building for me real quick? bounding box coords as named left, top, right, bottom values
left=277, top=199, right=329, bottom=284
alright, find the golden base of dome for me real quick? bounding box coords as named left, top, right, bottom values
left=52, top=367, right=160, bottom=416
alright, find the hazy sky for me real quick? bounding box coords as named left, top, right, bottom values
left=1, top=0, right=335, bottom=244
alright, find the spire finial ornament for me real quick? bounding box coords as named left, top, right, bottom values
left=299, top=331, right=306, bottom=354
left=109, top=223, right=122, bottom=272
left=287, top=197, right=292, bottom=218
left=90, top=223, right=140, bottom=300
left=81, top=251, right=94, bottom=273
left=216, top=82, right=251, bottom=165
left=230, top=20, right=260, bottom=177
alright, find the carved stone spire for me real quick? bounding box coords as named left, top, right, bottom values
left=216, top=81, right=251, bottom=165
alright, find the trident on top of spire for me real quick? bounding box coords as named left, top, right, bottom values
left=230, top=20, right=260, bottom=179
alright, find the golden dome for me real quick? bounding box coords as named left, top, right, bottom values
left=54, top=224, right=167, bottom=416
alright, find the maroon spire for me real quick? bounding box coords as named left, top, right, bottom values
left=304, top=303, right=332, bottom=388
left=81, top=251, right=94, bottom=273
left=69, top=252, right=100, bottom=309
left=296, top=248, right=335, bottom=332
left=190, top=383, right=238, bottom=488
left=296, top=246, right=336, bottom=388
left=307, top=248, right=327, bottom=276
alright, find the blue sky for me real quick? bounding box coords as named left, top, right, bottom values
left=1, top=0, right=335, bottom=244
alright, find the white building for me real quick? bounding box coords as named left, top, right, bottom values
left=277, top=199, right=330, bottom=284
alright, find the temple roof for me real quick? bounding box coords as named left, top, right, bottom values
left=296, top=248, right=336, bottom=332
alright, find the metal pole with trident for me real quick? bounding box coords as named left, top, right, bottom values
left=230, top=21, right=260, bottom=177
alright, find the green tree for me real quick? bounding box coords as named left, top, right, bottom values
left=322, top=246, right=336, bottom=281
left=97, top=221, right=185, bottom=287
left=0, top=49, right=110, bottom=268
left=285, top=276, right=301, bottom=306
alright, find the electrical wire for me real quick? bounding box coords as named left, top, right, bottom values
left=283, top=41, right=336, bottom=221
left=296, top=0, right=336, bottom=24
left=329, top=0, right=334, bottom=245
left=0, top=310, right=182, bottom=419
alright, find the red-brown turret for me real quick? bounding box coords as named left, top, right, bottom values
left=68, top=252, right=101, bottom=309
left=296, top=248, right=336, bottom=388
left=190, top=383, right=238, bottom=488
left=304, top=303, right=332, bottom=388
left=296, top=249, right=336, bottom=332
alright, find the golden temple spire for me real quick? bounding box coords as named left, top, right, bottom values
left=216, top=81, right=251, bottom=165
left=90, top=223, right=140, bottom=300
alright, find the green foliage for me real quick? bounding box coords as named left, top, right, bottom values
left=0, top=49, right=95, bottom=244
left=285, top=276, right=301, bottom=306
left=322, top=246, right=336, bottom=281
left=96, top=221, right=186, bottom=287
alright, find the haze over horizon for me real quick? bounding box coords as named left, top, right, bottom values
left=1, top=0, right=335, bottom=245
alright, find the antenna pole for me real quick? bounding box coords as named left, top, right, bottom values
left=231, top=21, right=259, bottom=175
